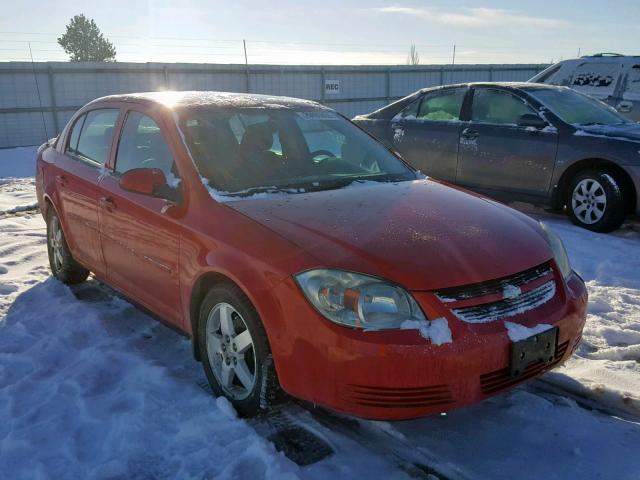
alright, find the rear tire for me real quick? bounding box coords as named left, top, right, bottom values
left=567, top=170, right=626, bottom=233
left=198, top=282, right=283, bottom=417
left=46, top=209, right=89, bottom=284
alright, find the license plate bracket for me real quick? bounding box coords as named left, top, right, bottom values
left=509, top=327, right=558, bottom=378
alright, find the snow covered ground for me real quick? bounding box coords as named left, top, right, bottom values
left=1, top=147, right=639, bottom=479
left=0, top=147, right=37, bottom=215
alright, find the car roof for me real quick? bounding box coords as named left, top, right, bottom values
left=418, top=82, right=566, bottom=93
left=88, top=90, right=326, bottom=110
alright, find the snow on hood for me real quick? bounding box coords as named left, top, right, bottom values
left=574, top=123, right=640, bottom=143
left=226, top=179, right=553, bottom=291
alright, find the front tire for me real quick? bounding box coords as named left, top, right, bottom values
left=198, top=283, right=282, bottom=416
left=567, top=170, right=626, bottom=232
left=46, top=209, right=89, bottom=284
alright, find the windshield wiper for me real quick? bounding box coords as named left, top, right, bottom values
left=222, top=175, right=411, bottom=198
left=222, top=185, right=304, bottom=198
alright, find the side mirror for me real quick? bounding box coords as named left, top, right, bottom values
left=517, top=113, right=548, bottom=129
left=119, top=168, right=175, bottom=200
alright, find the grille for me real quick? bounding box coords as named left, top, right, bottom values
left=436, top=262, right=552, bottom=303
left=434, top=262, right=557, bottom=324
left=479, top=340, right=569, bottom=395
left=452, top=281, right=556, bottom=324
left=344, top=384, right=454, bottom=409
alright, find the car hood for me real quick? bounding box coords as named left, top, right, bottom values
left=226, top=179, right=553, bottom=291
left=575, top=123, right=640, bottom=142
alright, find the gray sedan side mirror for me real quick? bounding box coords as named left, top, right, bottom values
left=517, top=113, right=548, bottom=129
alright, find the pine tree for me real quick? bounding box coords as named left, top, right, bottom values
left=57, top=14, right=116, bottom=62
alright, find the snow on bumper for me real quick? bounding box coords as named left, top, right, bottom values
left=269, top=274, right=587, bottom=421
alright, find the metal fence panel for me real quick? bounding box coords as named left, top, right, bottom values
left=0, top=61, right=547, bottom=148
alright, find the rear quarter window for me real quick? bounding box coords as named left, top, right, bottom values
left=570, top=62, right=621, bottom=97
left=623, top=65, right=640, bottom=101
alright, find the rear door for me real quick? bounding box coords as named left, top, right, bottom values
left=53, top=108, right=120, bottom=277
left=456, top=87, right=558, bottom=196
left=390, top=87, right=467, bottom=182
left=98, top=108, right=183, bottom=325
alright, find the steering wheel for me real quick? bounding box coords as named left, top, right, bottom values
left=310, top=149, right=337, bottom=163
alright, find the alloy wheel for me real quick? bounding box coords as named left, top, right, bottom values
left=49, top=216, right=64, bottom=271
left=571, top=178, right=607, bottom=225
left=205, top=302, right=257, bottom=400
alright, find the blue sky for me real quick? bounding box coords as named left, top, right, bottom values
left=1, top=0, right=638, bottom=64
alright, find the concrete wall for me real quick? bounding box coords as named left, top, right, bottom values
left=0, top=62, right=547, bottom=148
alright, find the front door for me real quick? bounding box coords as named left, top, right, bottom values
left=99, top=109, right=183, bottom=325
left=391, top=87, right=467, bottom=182
left=54, top=108, right=120, bottom=276
left=456, top=87, right=558, bottom=196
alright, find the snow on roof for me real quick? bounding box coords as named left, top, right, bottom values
left=89, top=91, right=325, bottom=110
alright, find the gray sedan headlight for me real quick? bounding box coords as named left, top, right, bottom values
left=539, top=222, right=572, bottom=280
left=295, top=269, right=427, bottom=329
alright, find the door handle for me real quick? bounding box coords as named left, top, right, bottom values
left=99, top=196, right=116, bottom=212
left=616, top=101, right=633, bottom=113
left=461, top=128, right=479, bottom=139
left=55, top=174, right=67, bottom=187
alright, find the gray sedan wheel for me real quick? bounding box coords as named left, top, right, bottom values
left=567, top=170, right=625, bottom=232
left=571, top=178, right=607, bottom=225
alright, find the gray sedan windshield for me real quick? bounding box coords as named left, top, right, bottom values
left=529, top=88, right=629, bottom=126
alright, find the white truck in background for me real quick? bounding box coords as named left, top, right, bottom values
left=529, top=53, right=640, bottom=122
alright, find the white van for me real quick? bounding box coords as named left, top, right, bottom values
left=529, top=53, right=640, bottom=121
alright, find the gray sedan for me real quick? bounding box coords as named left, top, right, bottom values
left=353, top=82, right=640, bottom=232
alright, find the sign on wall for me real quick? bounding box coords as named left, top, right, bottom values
left=324, top=79, right=340, bottom=95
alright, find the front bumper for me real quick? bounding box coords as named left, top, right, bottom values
left=268, top=272, right=588, bottom=421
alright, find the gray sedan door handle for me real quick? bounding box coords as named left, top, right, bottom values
left=616, top=101, right=633, bottom=113
left=461, top=128, right=479, bottom=138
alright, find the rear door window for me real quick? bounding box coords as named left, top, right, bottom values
left=471, top=89, right=537, bottom=125
left=73, top=109, right=119, bottom=166
left=417, top=89, right=466, bottom=121
left=395, top=99, right=420, bottom=120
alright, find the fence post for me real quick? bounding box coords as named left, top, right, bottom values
left=385, top=67, right=391, bottom=104
left=439, top=66, right=445, bottom=85
left=163, top=66, right=169, bottom=89
left=320, top=67, right=326, bottom=104
left=47, top=66, right=59, bottom=135
left=488, top=65, right=493, bottom=82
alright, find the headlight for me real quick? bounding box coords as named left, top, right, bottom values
left=539, top=222, right=572, bottom=280
left=295, top=269, right=427, bottom=330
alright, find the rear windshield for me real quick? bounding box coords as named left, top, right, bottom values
left=176, top=107, right=415, bottom=196
left=528, top=88, right=630, bottom=126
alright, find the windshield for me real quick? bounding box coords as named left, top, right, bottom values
left=177, top=107, right=415, bottom=196
left=528, top=88, right=630, bottom=126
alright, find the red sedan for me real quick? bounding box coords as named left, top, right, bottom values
left=36, top=91, right=587, bottom=420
